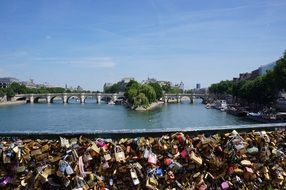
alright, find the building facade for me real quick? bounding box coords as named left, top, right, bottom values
left=0, top=77, right=20, bottom=88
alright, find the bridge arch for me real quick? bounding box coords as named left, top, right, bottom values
left=50, top=96, right=64, bottom=103
left=34, top=96, right=48, bottom=103
left=84, top=95, right=97, bottom=103
left=180, top=95, right=193, bottom=103
left=67, top=95, right=81, bottom=103
left=15, top=96, right=29, bottom=103
left=166, top=96, right=178, bottom=103
left=101, top=95, right=113, bottom=103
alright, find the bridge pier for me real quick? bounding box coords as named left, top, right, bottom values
left=46, top=95, right=51, bottom=104
left=112, top=95, right=117, bottom=102
left=177, top=96, right=181, bottom=103
left=190, top=97, right=194, bottom=104
left=80, top=94, right=85, bottom=104
left=29, top=95, right=34, bottom=104
left=63, top=94, right=68, bottom=104
left=97, top=95, right=101, bottom=104
left=164, top=96, right=168, bottom=103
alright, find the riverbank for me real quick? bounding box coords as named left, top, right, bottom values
left=0, top=100, right=26, bottom=107
left=135, top=101, right=164, bottom=111
left=0, top=129, right=285, bottom=189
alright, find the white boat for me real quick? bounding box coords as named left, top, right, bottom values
left=108, top=101, right=115, bottom=105
left=214, top=100, right=227, bottom=110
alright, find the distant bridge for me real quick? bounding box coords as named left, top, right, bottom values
left=163, top=93, right=208, bottom=103
left=14, top=93, right=125, bottom=104
left=13, top=93, right=208, bottom=104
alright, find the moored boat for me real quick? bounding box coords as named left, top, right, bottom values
left=226, top=106, right=248, bottom=117
left=246, top=112, right=286, bottom=123
left=214, top=100, right=227, bottom=110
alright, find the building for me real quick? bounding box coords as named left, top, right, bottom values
left=0, top=77, right=20, bottom=88
left=103, top=77, right=134, bottom=93
left=233, top=62, right=277, bottom=82
left=196, top=83, right=201, bottom=90
left=21, top=79, right=37, bottom=88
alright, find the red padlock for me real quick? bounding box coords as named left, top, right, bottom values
left=176, top=133, right=185, bottom=143
left=164, top=158, right=172, bottom=166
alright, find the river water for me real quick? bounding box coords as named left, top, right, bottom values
left=0, top=99, right=257, bottom=133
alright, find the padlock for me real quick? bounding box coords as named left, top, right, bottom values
left=41, top=144, right=50, bottom=152
left=181, top=149, right=188, bottom=158
left=164, top=158, right=172, bottom=166
left=134, top=162, right=143, bottom=170
left=172, top=144, right=178, bottom=155
left=190, top=151, right=202, bottom=165
left=130, top=168, right=140, bottom=185
left=148, top=176, right=158, bottom=186
left=104, top=152, right=111, bottom=161
left=91, top=142, right=100, bottom=154
left=60, top=137, right=70, bottom=148
left=221, top=181, right=229, bottom=190
left=155, top=168, right=163, bottom=177
left=176, top=132, right=185, bottom=143
left=114, top=145, right=126, bottom=162
left=65, top=164, right=74, bottom=175
left=144, top=147, right=151, bottom=159
left=148, top=153, right=157, bottom=165
left=96, top=138, right=105, bottom=147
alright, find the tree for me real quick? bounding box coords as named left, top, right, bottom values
left=126, top=80, right=140, bottom=89
left=140, top=84, right=156, bottom=103
left=126, top=87, right=139, bottom=104
left=0, top=88, right=6, bottom=97
left=104, top=83, right=120, bottom=93
left=6, top=88, right=15, bottom=97
left=149, top=82, right=163, bottom=100
left=162, top=83, right=172, bottom=93
left=185, top=89, right=193, bottom=94
left=133, top=93, right=149, bottom=108
left=273, top=51, right=286, bottom=90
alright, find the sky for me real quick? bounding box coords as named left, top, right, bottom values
left=0, top=0, right=286, bottom=91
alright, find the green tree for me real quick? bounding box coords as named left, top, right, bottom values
left=0, top=88, right=6, bottom=97
left=104, top=83, right=120, bottom=93
left=6, top=88, right=15, bottom=97
left=273, top=51, right=286, bottom=90
left=140, top=84, right=156, bottom=103
left=126, top=80, right=140, bottom=89
left=126, top=87, right=139, bottom=104
left=133, top=93, right=149, bottom=108
left=149, top=82, right=163, bottom=100
left=162, top=83, right=172, bottom=93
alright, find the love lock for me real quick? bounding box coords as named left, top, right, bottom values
left=130, top=168, right=140, bottom=185
left=96, top=138, right=106, bottom=148
left=144, top=147, right=151, bottom=159
left=104, top=152, right=111, bottom=161
left=114, top=145, right=126, bottom=163
left=148, top=152, right=157, bottom=165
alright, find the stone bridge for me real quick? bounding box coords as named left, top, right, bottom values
left=163, top=93, right=208, bottom=103
left=14, top=93, right=125, bottom=104
left=13, top=93, right=208, bottom=104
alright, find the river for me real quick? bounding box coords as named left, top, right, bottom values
left=0, top=99, right=256, bottom=133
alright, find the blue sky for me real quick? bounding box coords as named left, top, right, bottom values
left=0, top=0, right=286, bottom=90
